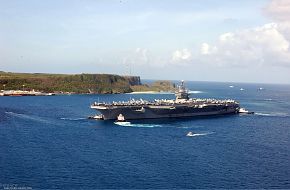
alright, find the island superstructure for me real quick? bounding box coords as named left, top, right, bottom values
left=90, top=81, right=240, bottom=120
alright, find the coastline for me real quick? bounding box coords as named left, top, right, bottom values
left=0, top=90, right=203, bottom=96
left=126, top=91, right=174, bottom=94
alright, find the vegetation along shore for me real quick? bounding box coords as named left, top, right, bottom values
left=0, top=71, right=175, bottom=94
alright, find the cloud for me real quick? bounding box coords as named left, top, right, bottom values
left=201, top=43, right=211, bottom=55
left=134, top=47, right=149, bottom=64
left=264, top=0, right=290, bottom=22
left=264, top=0, right=290, bottom=42
left=171, top=0, right=290, bottom=68
left=199, top=23, right=290, bottom=67
left=171, top=48, right=192, bottom=64
left=122, top=48, right=150, bottom=69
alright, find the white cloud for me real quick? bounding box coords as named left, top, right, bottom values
left=201, top=43, right=210, bottom=55
left=199, top=23, right=290, bottom=67
left=122, top=48, right=150, bottom=69
left=170, top=0, right=290, bottom=68
left=134, top=47, right=149, bottom=64
left=172, top=48, right=192, bottom=63
left=264, top=0, right=290, bottom=22
left=265, top=0, right=290, bottom=42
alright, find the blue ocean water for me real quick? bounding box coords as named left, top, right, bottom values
left=1, top=81, right=290, bottom=189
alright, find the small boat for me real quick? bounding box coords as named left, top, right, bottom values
left=186, top=132, right=195, bottom=137
left=238, top=108, right=254, bottom=114
left=117, top=114, right=126, bottom=122
left=258, top=87, right=264, bottom=91
left=229, top=85, right=234, bottom=88
left=240, top=88, right=244, bottom=91
left=88, top=114, right=104, bottom=120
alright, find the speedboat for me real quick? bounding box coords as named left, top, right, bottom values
left=113, top=114, right=130, bottom=126
left=238, top=108, right=254, bottom=114
left=117, top=114, right=126, bottom=122
left=186, top=132, right=195, bottom=137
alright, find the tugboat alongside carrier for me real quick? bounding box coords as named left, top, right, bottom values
left=90, top=80, right=242, bottom=120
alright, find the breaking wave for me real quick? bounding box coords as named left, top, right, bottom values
left=114, top=121, right=162, bottom=128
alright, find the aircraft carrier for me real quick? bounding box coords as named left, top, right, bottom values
left=90, top=81, right=240, bottom=120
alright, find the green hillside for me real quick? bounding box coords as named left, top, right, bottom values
left=131, top=81, right=176, bottom=92
left=0, top=72, right=140, bottom=94
left=0, top=72, right=175, bottom=94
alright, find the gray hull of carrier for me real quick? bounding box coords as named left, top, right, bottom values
left=90, top=80, right=240, bottom=120
left=92, top=104, right=239, bottom=120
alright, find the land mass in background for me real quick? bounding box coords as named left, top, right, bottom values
left=0, top=71, right=175, bottom=94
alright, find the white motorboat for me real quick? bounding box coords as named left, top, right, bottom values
left=238, top=108, right=254, bottom=114
left=117, top=114, right=126, bottom=121
left=186, top=132, right=195, bottom=137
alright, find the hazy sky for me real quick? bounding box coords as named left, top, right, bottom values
left=1, top=0, right=290, bottom=83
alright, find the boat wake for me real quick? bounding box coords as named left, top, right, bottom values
left=60, top=117, right=87, bottom=121
left=186, top=131, right=214, bottom=137
left=5, top=111, right=50, bottom=123
left=180, top=125, right=205, bottom=129
left=188, top=90, right=203, bottom=94
left=264, top=98, right=273, bottom=101
left=255, top=112, right=290, bottom=117
left=114, top=121, right=162, bottom=128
